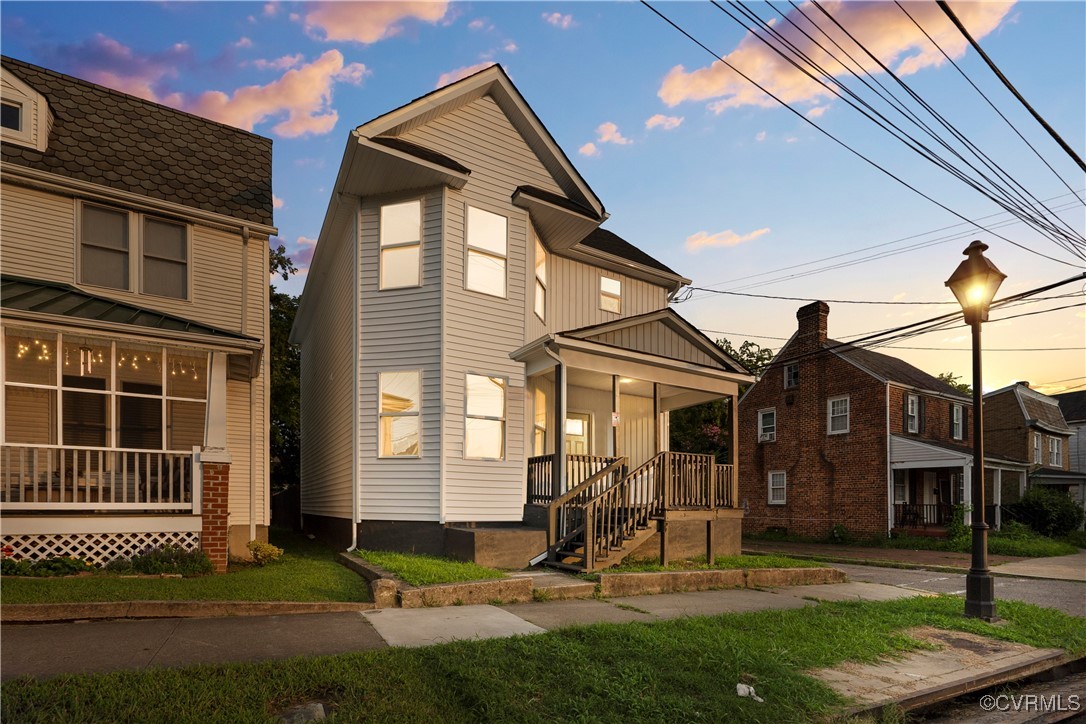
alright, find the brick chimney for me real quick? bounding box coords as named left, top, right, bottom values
left=795, top=301, right=829, bottom=355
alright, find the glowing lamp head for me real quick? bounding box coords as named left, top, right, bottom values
left=945, top=240, right=1005, bottom=324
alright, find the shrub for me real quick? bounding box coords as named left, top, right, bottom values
left=105, top=545, right=213, bottom=576
left=1, top=556, right=91, bottom=577
left=945, top=504, right=970, bottom=543
left=246, top=540, right=284, bottom=566
left=1061, top=530, right=1086, bottom=549
left=1008, top=488, right=1085, bottom=538
left=828, top=524, right=852, bottom=544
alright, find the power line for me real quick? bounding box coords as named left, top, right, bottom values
left=699, top=328, right=1086, bottom=353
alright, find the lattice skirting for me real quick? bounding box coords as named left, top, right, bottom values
left=2, top=531, right=201, bottom=566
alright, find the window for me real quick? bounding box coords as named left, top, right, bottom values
left=142, top=217, right=188, bottom=299
left=379, top=371, right=420, bottom=457
left=893, top=477, right=907, bottom=504
left=1049, top=437, right=1062, bottom=466
left=533, top=387, right=547, bottom=456
left=758, top=408, right=776, bottom=442
left=768, top=471, right=786, bottom=505
left=2, top=329, right=207, bottom=451
left=81, top=204, right=130, bottom=291
left=465, top=374, right=505, bottom=459
left=1, top=101, right=21, bottom=131
left=534, top=232, right=547, bottom=321
left=466, top=207, right=507, bottom=297
left=827, top=395, right=849, bottom=434
left=1033, top=432, right=1042, bottom=464
left=951, top=404, right=963, bottom=440
left=906, top=394, right=919, bottom=433
left=379, top=200, right=421, bottom=289
left=784, top=364, right=799, bottom=389
left=599, top=276, right=621, bottom=313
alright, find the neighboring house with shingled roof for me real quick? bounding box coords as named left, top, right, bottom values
left=738, top=301, right=1028, bottom=540
left=0, top=57, right=276, bottom=571
left=1053, top=390, right=1086, bottom=474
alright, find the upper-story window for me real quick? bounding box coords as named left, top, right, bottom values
left=600, top=276, right=621, bottom=313
left=379, top=370, right=421, bottom=457
left=784, top=364, right=799, bottom=389
left=1049, top=437, right=1062, bottom=467
left=951, top=403, right=964, bottom=440
left=79, top=204, right=190, bottom=300
left=1, top=101, right=21, bottom=131
left=534, top=232, right=547, bottom=321
left=906, top=394, right=919, bottom=433
left=758, top=408, right=776, bottom=442
left=379, top=200, right=422, bottom=289
left=827, top=395, right=849, bottom=435
left=466, top=206, right=507, bottom=298
left=1033, top=433, right=1042, bottom=464
left=0, top=70, right=49, bottom=152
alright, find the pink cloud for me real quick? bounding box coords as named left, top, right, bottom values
left=645, top=114, right=683, bottom=131
left=435, top=62, right=496, bottom=89
left=235, top=37, right=253, bottom=49
left=542, top=12, right=574, bottom=30
left=291, top=235, right=318, bottom=270
left=685, top=227, right=771, bottom=253
left=596, top=122, right=631, bottom=145
left=305, top=1, right=451, bottom=44
left=44, top=33, right=193, bottom=103
left=578, top=142, right=599, bottom=157
left=187, top=50, right=368, bottom=138
left=252, top=54, right=304, bottom=71
left=272, top=194, right=285, bottom=209
left=263, top=2, right=279, bottom=18
left=659, top=1, right=1015, bottom=113
left=468, top=18, right=492, bottom=32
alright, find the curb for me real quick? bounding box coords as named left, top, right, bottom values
left=2, top=600, right=375, bottom=623
left=598, top=566, right=846, bottom=597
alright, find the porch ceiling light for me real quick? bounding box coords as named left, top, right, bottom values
left=945, top=240, right=1005, bottom=324
left=619, top=378, right=635, bottom=384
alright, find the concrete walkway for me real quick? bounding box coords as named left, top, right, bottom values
left=993, top=550, right=1086, bottom=582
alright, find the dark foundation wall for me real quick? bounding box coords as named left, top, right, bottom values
left=302, top=513, right=354, bottom=551
left=357, top=520, right=446, bottom=555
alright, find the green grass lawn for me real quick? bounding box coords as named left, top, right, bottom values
left=603, top=554, right=825, bottom=574
left=356, top=549, right=505, bottom=586
left=4, top=596, right=1084, bottom=722
left=1, top=529, right=370, bottom=604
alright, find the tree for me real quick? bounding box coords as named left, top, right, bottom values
left=938, top=371, right=972, bottom=396
left=669, top=338, right=774, bottom=462
left=269, top=242, right=300, bottom=490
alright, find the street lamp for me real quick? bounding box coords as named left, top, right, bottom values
left=945, top=240, right=1006, bottom=621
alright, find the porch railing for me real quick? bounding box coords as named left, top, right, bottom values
left=1, top=444, right=201, bottom=511
left=527, top=454, right=622, bottom=505
left=893, top=503, right=953, bottom=528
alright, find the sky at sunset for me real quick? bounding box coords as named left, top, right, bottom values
left=4, top=1, right=1083, bottom=394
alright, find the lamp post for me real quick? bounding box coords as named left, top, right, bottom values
left=945, top=240, right=1006, bottom=621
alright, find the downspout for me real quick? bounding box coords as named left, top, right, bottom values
left=542, top=341, right=565, bottom=497
left=348, top=196, right=360, bottom=552
left=886, top=381, right=892, bottom=538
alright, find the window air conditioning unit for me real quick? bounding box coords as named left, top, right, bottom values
left=759, top=432, right=776, bottom=442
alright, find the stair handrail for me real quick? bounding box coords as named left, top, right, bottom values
left=583, top=452, right=667, bottom=571
left=546, top=456, right=627, bottom=559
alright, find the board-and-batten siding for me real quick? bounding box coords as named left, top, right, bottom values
left=547, top=256, right=668, bottom=334
left=299, top=221, right=357, bottom=520
left=0, top=182, right=248, bottom=334
left=404, top=96, right=540, bottom=522
left=587, top=322, right=716, bottom=367
left=358, top=190, right=442, bottom=521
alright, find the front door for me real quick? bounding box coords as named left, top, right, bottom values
left=565, top=413, right=590, bottom=455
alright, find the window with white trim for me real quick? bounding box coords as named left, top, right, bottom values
left=534, top=231, right=547, bottom=321
left=1033, top=432, right=1042, bottom=464
left=893, top=475, right=907, bottom=504
left=1049, top=437, right=1062, bottom=466
left=465, top=206, right=507, bottom=297
left=758, top=408, right=776, bottom=442
left=906, top=394, right=919, bottom=433
left=784, top=363, right=799, bottom=389
left=533, top=387, right=547, bottom=456
left=1, top=101, right=21, bottom=131
left=599, top=276, right=621, bottom=313
left=768, top=471, right=786, bottom=505
left=951, top=404, right=963, bottom=440
left=81, top=204, right=130, bottom=291
left=142, top=217, right=188, bottom=299
left=827, top=395, right=849, bottom=435
left=379, top=371, right=420, bottom=457
left=379, top=200, right=422, bottom=289
left=79, top=203, right=190, bottom=299
left=465, top=374, right=505, bottom=459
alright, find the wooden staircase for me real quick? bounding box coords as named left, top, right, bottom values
left=541, top=451, right=735, bottom=573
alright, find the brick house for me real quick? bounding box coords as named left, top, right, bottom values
left=986, top=383, right=1085, bottom=511
left=738, top=301, right=1027, bottom=539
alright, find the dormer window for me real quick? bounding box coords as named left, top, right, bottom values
left=1, top=101, right=21, bottom=131
left=0, top=67, right=51, bottom=152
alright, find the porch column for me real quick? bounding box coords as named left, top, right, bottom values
left=201, top=352, right=231, bottom=573
left=610, top=375, right=620, bottom=458
left=962, top=464, right=972, bottom=525
left=993, top=468, right=1002, bottom=530
left=730, top=394, right=739, bottom=508
left=552, top=362, right=566, bottom=499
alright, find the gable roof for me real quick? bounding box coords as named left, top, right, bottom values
left=1, top=275, right=255, bottom=341
left=828, top=340, right=969, bottom=399
left=0, top=56, right=273, bottom=226
left=579, top=228, right=680, bottom=277
left=1053, top=390, right=1086, bottom=424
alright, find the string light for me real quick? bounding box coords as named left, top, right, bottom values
left=12, top=333, right=204, bottom=382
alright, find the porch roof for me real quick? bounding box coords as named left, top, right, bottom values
left=1, top=275, right=257, bottom=343
left=1029, top=467, right=1086, bottom=484
left=890, top=435, right=1029, bottom=471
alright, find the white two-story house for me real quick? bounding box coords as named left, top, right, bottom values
left=291, top=66, right=752, bottom=571
left=0, top=57, right=275, bottom=570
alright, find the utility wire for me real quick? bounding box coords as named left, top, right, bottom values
left=937, top=0, right=1086, bottom=173
left=684, top=287, right=1085, bottom=306
left=640, top=0, right=1081, bottom=267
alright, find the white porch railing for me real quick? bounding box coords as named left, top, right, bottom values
left=1, top=444, right=201, bottom=512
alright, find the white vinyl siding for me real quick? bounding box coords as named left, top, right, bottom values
left=599, top=276, right=621, bottom=313
left=585, top=321, right=718, bottom=367
left=545, top=255, right=669, bottom=333
left=379, top=199, right=422, bottom=289
left=758, top=408, right=776, bottom=442
left=768, top=471, right=786, bottom=505
left=827, top=395, right=849, bottom=435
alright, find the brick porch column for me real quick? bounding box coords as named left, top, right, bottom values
left=200, top=460, right=230, bottom=573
